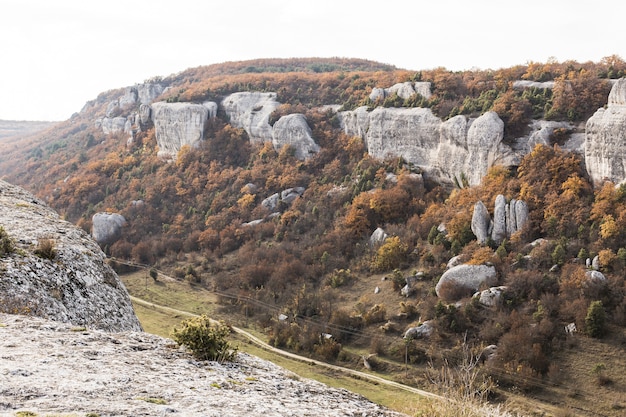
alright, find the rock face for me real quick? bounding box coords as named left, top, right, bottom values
left=369, top=82, right=432, bottom=101
left=471, top=201, right=492, bottom=244
left=92, top=212, right=126, bottom=245
left=151, top=102, right=209, bottom=159
left=0, top=314, right=403, bottom=417
left=222, top=93, right=319, bottom=160
left=585, top=78, right=626, bottom=185
left=272, top=114, right=320, bottom=160
left=339, top=108, right=507, bottom=186
left=435, top=264, right=498, bottom=300
left=0, top=180, right=141, bottom=331
left=222, top=92, right=280, bottom=143
left=471, top=195, right=528, bottom=244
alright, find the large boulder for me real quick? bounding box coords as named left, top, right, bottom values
left=435, top=264, right=498, bottom=301
left=151, top=102, right=209, bottom=160
left=0, top=180, right=141, bottom=331
left=272, top=114, right=320, bottom=160
left=221, top=92, right=280, bottom=143
left=585, top=78, right=626, bottom=185
left=92, top=212, right=126, bottom=245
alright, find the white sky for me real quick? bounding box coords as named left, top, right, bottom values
left=1, top=0, right=625, bottom=121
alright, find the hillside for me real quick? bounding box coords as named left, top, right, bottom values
left=1, top=56, right=626, bottom=415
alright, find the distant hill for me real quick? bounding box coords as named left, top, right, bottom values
left=0, top=119, right=57, bottom=141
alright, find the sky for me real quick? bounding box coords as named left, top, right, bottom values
left=1, top=0, right=625, bottom=121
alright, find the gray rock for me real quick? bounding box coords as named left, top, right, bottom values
left=272, top=114, right=320, bottom=160
left=474, top=286, right=507, bottom=307
left=471, top=201, right=491, bottom=244
left=99, top=116, right=130, bottom=135
left=261, top=193, right=280, bottom=211
left=592, top=255, right=600, bottom=270
left=203, top=101, right=218, bottom=118
left=586, top=270, right=607, bottom=282
left=280, top=187, right=305, bottom=205
left=436, top=264, right=498, bottom=300
left=92, top=212, right=126, bottom=245
left=514, top=200, right=529, bottom=232
left=138, top=104, right=152, bottom=127
left=0, top=180, right=140, bottom=331
left=370, top=227, right=388, bottom=247
left=221, top=92, right=280, bottom=143
left=151, top=102, right=209, bottom=160
left=585, top=78, right=626, bottom=185
left=338, top=107, right=506, bottom=186
left=491, top=195, right=507, bottom=243
left=403, top=321, right=433, bottom=339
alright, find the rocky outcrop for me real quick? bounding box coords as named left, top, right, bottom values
left=0, top=314, right=403, bottom=417
left=0, top=180, right=141, bottom=331
left=370, top=227, right=388, bottom=247
left=222, top=92, right=280, bottom=143
left=474, top=286, right=507, bottom=307
left=369, top=82, right=432, bottom=101
left=261, top=187, right=305, bottom=212
left=403, top=321, right=433, bottom=339
left=585, top=78, right=626, bottom=185
left=97, top=116, right=132, bottom=135
left=471, top=195, right=528, bottom=244
left=151, top=102, right=209, bottom=159
left=471, top=201, right=492, bottom=244
left=92, top=212, right=126, bottom=245
left=339, top=107, right=507, bottom=186
left=435, top=264, right=498, bottom=301
left=222, top=93, right=319, bottom=160
left=272, top=114, right=320, bottom=160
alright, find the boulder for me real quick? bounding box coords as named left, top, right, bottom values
left=370, top=227, right=388, bottom=247
left=261, top=193, right=280, bottom=211
left=474, top=286, right=507, bottom=307
left=585, top=78, right=626, bottom=185
left=586, top=270, right=607, bottom=282
left=471, top=201, right=491, bottom=244
left=592, top=255, right=600, bottom=270
left=403, top=321, right=433, bottom=339
left=272, top=114, right=320, bottom=160
left=221, top=92, right=280, bottom=143
left=0, top=180, right=141, bottom=331
left=92, top=212, right=126, bottom=245
left=151, top=102, right=209, bottom=160
left=436, top=264, right=498, bottom=300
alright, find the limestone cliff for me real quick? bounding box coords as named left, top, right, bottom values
left=272, top=114, right=320, bottom=159
left=585, top=78, right=626, bottom=185
left=221, top=92, right=280, bottom=143
left=222, top=92, right=320, bottom=160
left=0, top=180, right=141, bottom=332
left=339, top=107, right=507, bottom=186
left=151, top=102, right=209, bottom=160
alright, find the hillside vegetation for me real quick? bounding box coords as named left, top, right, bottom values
left=1, top=56, right=626, bottom=416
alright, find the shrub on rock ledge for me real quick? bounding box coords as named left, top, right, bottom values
left=172, top=315, right=237, bottom=362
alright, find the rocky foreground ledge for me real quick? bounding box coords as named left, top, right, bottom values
left=0, top=314, right=406, bottom=417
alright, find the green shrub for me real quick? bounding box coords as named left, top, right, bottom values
left=172, top=315, right=237, bottom=362
left=585, top=301, right=606, bottom=338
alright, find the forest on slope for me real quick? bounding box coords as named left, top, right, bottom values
left=1, top=56, right=626, bottom=415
